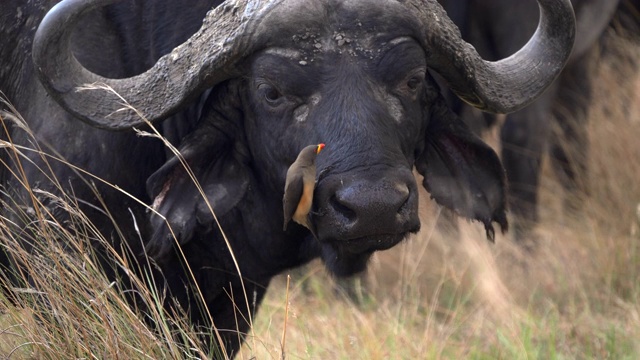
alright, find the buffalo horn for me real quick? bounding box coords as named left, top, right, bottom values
left=408, top=0, right=576, bottom=113
left=33, top=0, right=282, bottom=130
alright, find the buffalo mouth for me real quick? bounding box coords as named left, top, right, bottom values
left=325, top=232, right=411, bottom=255
left=318, top=229, right=418, bottom=277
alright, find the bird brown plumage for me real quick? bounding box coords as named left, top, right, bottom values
left=283, top=143, right=325, bottom=232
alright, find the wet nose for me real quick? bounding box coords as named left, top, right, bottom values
left=331, top=181, right=410, bottom=225
left=315, top=169, right=420, bottom=240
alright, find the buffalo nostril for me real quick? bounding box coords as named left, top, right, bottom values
left=316, top=174, right=420, bottom=240
left=394, top=182, right=410, bottom=212
left=333, top=181, right=411, bottom=220
left=330, top=194, right=357, bottom=222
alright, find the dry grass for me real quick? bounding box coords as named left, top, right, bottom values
left=1, top=30, right=639, bottom=359
left=237, top=32, right=640, bottom=359
left=0, top=95, right=218, bottom=358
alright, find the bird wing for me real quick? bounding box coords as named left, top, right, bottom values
left=283, top=170, right=304, bottom=231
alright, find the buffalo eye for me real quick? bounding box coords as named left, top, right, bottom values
left=406, top=76, right=421, bottom=91
left=397, top=70, right=426, bottom=98
left=257, top=82, right=283, bottom=105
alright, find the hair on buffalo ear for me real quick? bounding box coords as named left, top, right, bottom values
left=146, top=155, right=250, bottom=262
left=415, top=95, right=508, bottom=241
left=145, top=88, right=249, bottom=263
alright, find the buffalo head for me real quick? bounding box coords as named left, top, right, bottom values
left=32, top=0, right=576, bottom=277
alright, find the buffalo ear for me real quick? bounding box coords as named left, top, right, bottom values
left=415, top=98, right=508, bottom=240
left=145, top=121, right=249, bottom=263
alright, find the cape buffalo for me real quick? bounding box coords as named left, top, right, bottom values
left=0, top=0, right=575, bottom=356
left=438, top=0, right=631, bottom=241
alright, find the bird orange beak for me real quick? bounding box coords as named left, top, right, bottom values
left=316, top=143, right=325, bottom=154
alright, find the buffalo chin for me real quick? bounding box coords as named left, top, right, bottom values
left=319, top=232, right=413, bottom=277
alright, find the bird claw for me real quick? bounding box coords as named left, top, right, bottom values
left=310, top=209, right=325, bottom=217
left=316, top=165, right=334, bottom=182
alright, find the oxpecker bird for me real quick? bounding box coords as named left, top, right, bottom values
left=283, top=143, right=325, bottom=232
